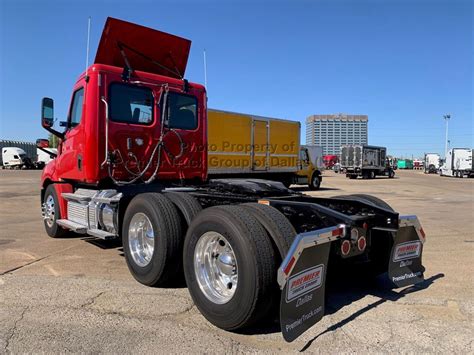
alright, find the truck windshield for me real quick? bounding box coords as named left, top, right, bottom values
left=109, top=84, right=154, bottom=124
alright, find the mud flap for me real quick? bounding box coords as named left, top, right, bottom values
left=388, top=215, right=426, bottom=288
left=277, top=225, right=345, bottom=343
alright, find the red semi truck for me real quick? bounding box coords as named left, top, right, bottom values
left=323, top=154, right=338, bottom=169
left=39, top=18, right=426, bottom=342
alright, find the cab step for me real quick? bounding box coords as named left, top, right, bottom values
left=87, top=229, right=116, bottom=240
left=56, top=219, right=87, bottom=233
left=56, top=219, right=116, bottom=240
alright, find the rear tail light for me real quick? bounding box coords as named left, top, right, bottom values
left=341, top=240, right=351, bottom=256
left=357, top=236, right=367, bottom=252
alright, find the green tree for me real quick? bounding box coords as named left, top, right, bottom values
left=48, top=134, right=59, bottom=148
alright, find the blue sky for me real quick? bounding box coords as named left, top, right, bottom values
left=0, top=0, right=472, bottom=158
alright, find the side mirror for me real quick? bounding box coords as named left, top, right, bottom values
left=41, top=97, right=54, bottom=128
left=36, top=138, right=49, bottom=148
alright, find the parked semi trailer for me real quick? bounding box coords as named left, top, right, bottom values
left=397, top=159, right=413, bottom=170
left=207, top=109, right=322, bottom=189
left=440, top=148, right=473, bottom=178
left=38, top=18, right=427, bottom=342
left=341, top=145, right=395, bottom=179
left=424, top=153, right=440, bottom=174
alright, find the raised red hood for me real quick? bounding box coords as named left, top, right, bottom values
left=94, top=17, right=191, bottom=79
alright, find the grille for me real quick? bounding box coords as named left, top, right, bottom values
left=68, top=201, right=88, bottom=225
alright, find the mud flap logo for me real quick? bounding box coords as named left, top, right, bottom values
left=286, top=265, right=323, bottom=303
left=280, top=243, right=331, bottom=343
left=389, top=225, right=424, bottom=288
left=393, top=241, right=421, bottom=262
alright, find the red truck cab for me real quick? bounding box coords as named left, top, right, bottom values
left=41, top=18, right=207, bottom=191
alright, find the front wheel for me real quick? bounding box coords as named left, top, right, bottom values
left=183, top=205, right=276, bottom=330
left=309, top=172, right=321, bottom=190
left=42, top=184, right=67, bottom=238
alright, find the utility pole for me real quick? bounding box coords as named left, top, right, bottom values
left=443, top=114, right=451, bottom=157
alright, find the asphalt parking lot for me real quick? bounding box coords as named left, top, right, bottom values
left=1, top=169, right=473, bottom=353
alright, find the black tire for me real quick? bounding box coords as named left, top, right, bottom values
left=183, top=205, right=277, bottom=330
left=309, top=172, right=322, bottom=190
left=345, top=194, right=394, bottom=211
left=123, top=193, right=182, bottom=286
left=241, top=203, right=296, bottom=258
left=164, top=191, right=202, bottom=226
left=43, top=184, right=67, bottom=238
left=163, top=192, right=202, bottom=282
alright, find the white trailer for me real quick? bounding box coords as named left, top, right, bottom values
left=37, top=148, right=57, bottom=165
left=424, top=153, right=440, bottom=174
left=440, top=148, right=473, bottom=178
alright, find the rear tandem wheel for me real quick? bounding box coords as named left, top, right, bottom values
left=183, top=205, right=277, bottom=330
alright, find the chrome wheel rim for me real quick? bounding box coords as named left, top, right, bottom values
left=194, top=232, right=238, bottom=304
left=44, top=195, right=55, bottom=227
left=128, top=213, right=155, bottom=267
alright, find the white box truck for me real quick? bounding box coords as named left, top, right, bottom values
left=440, top=148, right=473, bottom=178
left=424, top=153, right=440, bottom=174
left=341, top=145, right=395, bottom=179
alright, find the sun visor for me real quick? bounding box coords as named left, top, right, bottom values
left=94, top=17, right=191, bottom=79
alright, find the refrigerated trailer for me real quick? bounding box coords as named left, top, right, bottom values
left=341, top=145, right=395, bottom=179
left=397, top=159, right=413, bottom=170
left=37, top=17, right=426, bottom=343
left=440, top=148, right=473, bottom=178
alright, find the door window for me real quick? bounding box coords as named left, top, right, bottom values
left=70, top=88, right=84, bottom=127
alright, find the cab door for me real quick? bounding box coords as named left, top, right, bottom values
left=56, top=85, right=86, bottom=180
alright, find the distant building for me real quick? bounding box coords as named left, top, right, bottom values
left=306, top=114, right=368, bottom=156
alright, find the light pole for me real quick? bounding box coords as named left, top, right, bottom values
left=443, top=114, right=451, bottom=157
